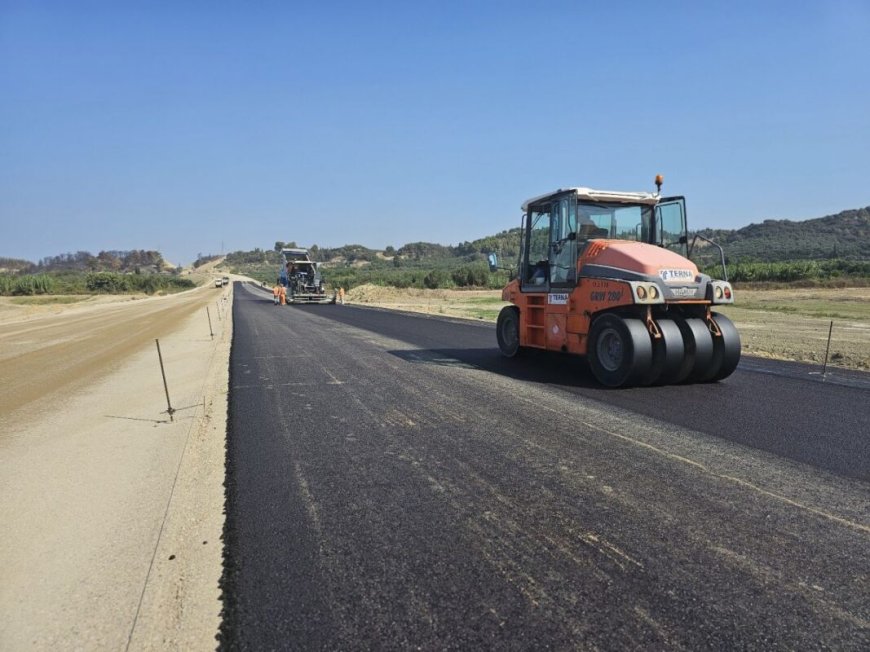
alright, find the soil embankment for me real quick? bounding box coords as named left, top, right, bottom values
left=0, top=282, right=232, bottom=650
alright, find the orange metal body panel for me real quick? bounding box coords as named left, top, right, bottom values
left=575, top=278, right=633, bottom=314
left=580, top=240, right=699, bottom=277
left=503, top=277, right=637, bottom=356
left=546, top=312, right=568, bottom=349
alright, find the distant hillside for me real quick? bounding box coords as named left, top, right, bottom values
left=698, top=207, right=870, bottom=262
left=2, top=250, right=174, bottom=274
left=287, top=207, right=869, bottom=268
left=226, top=230, right=523, bottom=271
left=0, top=257, right=34, bottom=273
left=309, top=229, right=523, bottom=266
left=226, top=206, right=870, bottom=288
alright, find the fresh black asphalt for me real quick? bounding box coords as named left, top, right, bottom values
left=219, top=282, right=870, bottom=650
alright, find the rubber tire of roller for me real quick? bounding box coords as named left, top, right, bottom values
left=640, top=318, right=685, bottom=386
left=674, top=317, right=715, bottom=384
left=496, top=306, right=521, bottom=358
left=587, top=314, right=653, bottom=388
left=703, top=312, right=742, bottom=382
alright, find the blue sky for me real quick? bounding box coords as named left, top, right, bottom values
left=2, top=1, right=869, bottom=265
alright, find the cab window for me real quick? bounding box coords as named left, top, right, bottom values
left=523, top=207, right=551, bottom=287
left=550, top=198, right=577, bottom=286
left=656, top=198, right=688, bottom=257
left=578, top=202, right=651, bottom=242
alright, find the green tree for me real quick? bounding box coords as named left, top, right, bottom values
left=423, top=269, right=447, bottom=289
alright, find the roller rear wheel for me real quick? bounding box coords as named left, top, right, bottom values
left=674, top=318, right=715, bottom=383
left=496, top=306, right=521, bottom=357
left=588, top=314, right=653, bottom=387
left=640, top=318, right=685, bottom=385
left=704, top=313, right=741, bottom=382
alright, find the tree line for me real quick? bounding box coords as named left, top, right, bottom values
left=0, top=249, right=191, bottom=296
left=2, top=249, right=170, bottom=274
left=226, top=229, right=525, bottom=290
left=0, top=271, right=194, bottom=296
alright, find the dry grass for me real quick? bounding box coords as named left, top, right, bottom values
left=716, top=287, right=870, bottom=369
left=346, top=284, right=870, bottom=370
left=9, top=295, right=91, bottom=306
left=348, top=285, right=510, bottom=322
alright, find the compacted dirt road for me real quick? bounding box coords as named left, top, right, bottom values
left=0, top=284, right=232, bottom=650
left=1, top=292, right=217, bottom=417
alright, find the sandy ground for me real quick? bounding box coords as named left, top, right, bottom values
left=0, top=281, right=232, bottom=650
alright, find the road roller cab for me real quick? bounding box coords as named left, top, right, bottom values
left=493, top=178, right=741, bottom=387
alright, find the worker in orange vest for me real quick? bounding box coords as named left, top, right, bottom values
left=278, top=285, right=287, bottom=305
left=272, top=284, right=281, bottom=305
left=338, top=287, right=345, bottom=305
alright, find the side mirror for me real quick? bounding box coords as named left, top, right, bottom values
left=567, top=232, right=576, bottom=241
left=487, top=253, right=499, bottom=272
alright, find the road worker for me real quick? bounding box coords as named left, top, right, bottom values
left=338, top=287, right=345, bottom=305
left=272, top=284, right=281, bottom=305
left=278, top=284, right=287, bottom=305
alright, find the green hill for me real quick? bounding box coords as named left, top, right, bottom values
left=698, top=207, right=870, bottom=262
left=298, top=206, right=870, bottom=268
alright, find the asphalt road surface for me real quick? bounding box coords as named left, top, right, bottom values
left=220, top=282, right=869, bottom=650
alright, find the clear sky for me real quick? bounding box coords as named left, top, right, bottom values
left=2, top=0, right=869, bottom=265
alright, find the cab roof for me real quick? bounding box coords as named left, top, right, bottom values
left=282, top=248, right=312, bottom=262
left=522, top=187, right=660, bottom=211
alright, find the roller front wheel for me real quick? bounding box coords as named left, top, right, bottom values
left=496, top=306, right=521, bottom=357
left=588, top=314, right=653, bottom=387
left=704, top=313, right=741, bottom=382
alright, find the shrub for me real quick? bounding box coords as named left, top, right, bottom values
left=423, top=269, right=448, bottom=289
left=0, top=273, right=55, bottom=295
left=86, top=272, right=130, bottom=293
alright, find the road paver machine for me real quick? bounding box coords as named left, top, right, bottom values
left=279, top=248, right=335, bottom=304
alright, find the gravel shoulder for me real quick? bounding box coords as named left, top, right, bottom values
left=0, top=282, right=233, bottom=650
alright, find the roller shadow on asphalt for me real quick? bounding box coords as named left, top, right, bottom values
left=387, top=347, right=605, bottom=389
left=389, top=346, right=870, bottom=393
